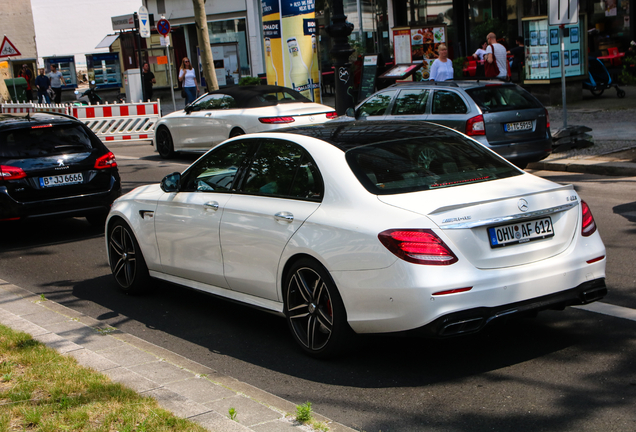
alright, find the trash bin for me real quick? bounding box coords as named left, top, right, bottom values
left=4, top=78, right=28, bottom=102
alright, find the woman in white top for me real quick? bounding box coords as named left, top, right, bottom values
left=472, top=41, right=488, bottom=61
left=428, top=44, right=454, bottom=81
left=179, top=57, right=199, bottom=105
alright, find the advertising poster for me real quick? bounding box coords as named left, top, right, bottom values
left=409, top=25, right=446, bottom=80
left=281, top=0, right=319, bottom=101
left=262, top=0, right=284, bottom=87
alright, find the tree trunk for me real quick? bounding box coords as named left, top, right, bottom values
left=192, top=0, right=218, bottom=91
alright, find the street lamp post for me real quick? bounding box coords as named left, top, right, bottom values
left=326, top=0, right=355, bottom=115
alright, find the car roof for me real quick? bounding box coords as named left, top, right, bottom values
left=0, top=112, right=79, bottom=131
left=389, top=80, right=518, bottom=90
left=204, top=85, right=311, bottom=108
left=275, top=120, right=463, bottom=151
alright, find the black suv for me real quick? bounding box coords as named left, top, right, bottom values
left=0, top=112, right=121, bottom=225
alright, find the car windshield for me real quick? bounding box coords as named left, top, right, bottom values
left=0, top=123, right=94, bottom=158
left=465, top=85, right=541, bottom=112
left=346, top=136, right=521, bottom=194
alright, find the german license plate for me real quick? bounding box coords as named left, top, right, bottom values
left=504, top=121, right=532, bottom=132
left=39, top=173, right=84, bottom=188
left=488, top=217, right=554, bottom=248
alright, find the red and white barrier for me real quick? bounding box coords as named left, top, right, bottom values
left=71, top=101, right=160, bottom=142
left=1, top=100, right=161, bottom=143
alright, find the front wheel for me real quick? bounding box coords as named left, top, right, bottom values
left=284, top=258, right=352, bottom=358
left=108, top=220, right=150, bottom=294
left=156, top=126, right=175, bottom=159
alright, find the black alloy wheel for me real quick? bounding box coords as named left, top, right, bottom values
left=156, top=126, right=175, bottom=159
left=284, top=258, right=351, bottom=358
left=108, top=220, right=150, bottom=294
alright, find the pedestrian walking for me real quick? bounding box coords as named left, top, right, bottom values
left=485, top=32, right=508, bottom=80
left=48, top=64, right=66, bottom=104
left=179, top=57, right=199, bottom=105
left=508, top=36, right=525, bottom=82
left=18, top=64, right=33, bottom=101
left=35, top=68, right=51, bottom=104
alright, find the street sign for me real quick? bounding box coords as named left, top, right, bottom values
left=112, top=14, right=135, bottom=31
left=157, top=19, right=171, bottom=36
left=0, top=36, right=21, bottom=58
left=138, top=6, right=151, bottom=38
left=549, top=0, right=579, bottom=25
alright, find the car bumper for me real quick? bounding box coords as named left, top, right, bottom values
left=0, top=177, right=121, bottom=221
left=476, top=135, right=553, bottom=164
left=330, top=234, right=606, bottom=334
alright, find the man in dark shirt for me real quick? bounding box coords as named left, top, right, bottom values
left=142, top=63, right=156, bottom=101
left=508, top=37, right=525, bottom=82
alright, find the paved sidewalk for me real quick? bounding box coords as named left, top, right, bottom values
left=0, top=279, right=355, bottom=432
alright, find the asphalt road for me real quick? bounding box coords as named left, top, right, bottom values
left=1, top=145, right=635, bottom=432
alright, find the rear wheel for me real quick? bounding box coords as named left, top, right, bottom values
left=590, top=88, right=604, bottom=97
left=229, top=128, right=245, bottom=138
left=617, top=88, right=626, bottom=98
left=284, top=258, right=351, bottom=358
left=107, top=220, right=150, bottom=294
left=156, top=126, right=175, bottom=159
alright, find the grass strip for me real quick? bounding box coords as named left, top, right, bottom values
left=0, top=324, right=208, bottom=432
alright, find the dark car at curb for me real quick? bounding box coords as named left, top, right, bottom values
left=350, top=80, right=552, bottom=168
left=0, top=112, right=121, bottom=225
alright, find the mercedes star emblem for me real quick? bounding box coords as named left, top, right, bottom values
left=518, top=198, right=529, bottom=212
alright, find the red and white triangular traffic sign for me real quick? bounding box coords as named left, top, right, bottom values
left=0, top=36, right=21, bottom=58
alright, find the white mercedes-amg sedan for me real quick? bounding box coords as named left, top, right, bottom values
left=153, top=85, right=337, bottom=158
left=107, top=121, right=607, bottom=358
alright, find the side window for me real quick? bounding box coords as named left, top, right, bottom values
left=355, top=90, right=397, bottom=117
left=191, top=94, right=235, bottom=111
left=432, top=90, right=468, bottom=114
left=181, top=141, right=254, bottom=192
left=391, top=89, right=430, bottom=115
left=241, top=140, right=323, bottom=201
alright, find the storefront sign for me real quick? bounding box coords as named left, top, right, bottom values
left=112, top=14, right=135, bottom=31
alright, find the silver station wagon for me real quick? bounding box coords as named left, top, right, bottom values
left=350, top=81, right=552, bottom=168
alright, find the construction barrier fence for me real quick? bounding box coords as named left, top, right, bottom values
left=0, top=100, right=161, bottom=143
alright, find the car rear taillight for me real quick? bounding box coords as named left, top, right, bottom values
left=95, top=151, right=117, bottom=169
left=545, top=108, right=550, bottom=128
left=258, top=116, right=296, bottom=124
left=581, top=200, right=597, bottom=237
left=466, top=115, right=485, bottom=136
left=326, top=111, right=338, bottom=119
left=0, top=165, right=27, bottom=180
left=378, top=229, right=458, bottom=265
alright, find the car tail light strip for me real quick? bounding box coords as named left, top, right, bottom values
left=586, top=255, right=605, bottom=264
left=581, top=200, right=597, bottom=237
left=259, top=116, right=296, bottom=124
left=94, top=152, right=118, bottom=169
left=326, top=111, right=338, bottom=119
left=378, top=229, right=458, bottom=265
left=433, top=287, right=472, bottom=296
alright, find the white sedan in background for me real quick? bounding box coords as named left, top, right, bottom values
left=108, top=121, right=607, bottom=358
left=153, top=85, right=337, bottom=158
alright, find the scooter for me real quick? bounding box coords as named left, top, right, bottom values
left=73, top=81, right=103, bottom=105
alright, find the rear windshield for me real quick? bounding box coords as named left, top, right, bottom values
left=466, top=86, right=541, bottom=112
left=346, top=136, right=521, bottom=195
left=0, top=123, right=95, bottom=158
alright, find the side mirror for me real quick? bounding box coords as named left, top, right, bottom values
left=345, top=107, right=356, bottom=119
left=160, top=172, right=181, bottom=193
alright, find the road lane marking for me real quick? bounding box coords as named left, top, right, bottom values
left=573, top=302, right=636, bottom=322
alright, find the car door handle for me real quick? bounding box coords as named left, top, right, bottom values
left=275, top=211, right=294, bottom=223
left=204, top=201, right=219, bottom=211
